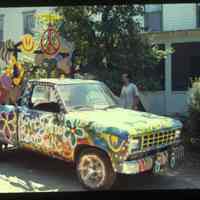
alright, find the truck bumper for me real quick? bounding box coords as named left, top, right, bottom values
left=117, top=144, right=184, bottom=174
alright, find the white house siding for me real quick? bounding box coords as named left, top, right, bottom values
left=145, top=4, right=162, bottom=12
left=167, top=92, right=188, bottom=115
left=0, top=7, right=54, bottom=42
left=140, top=91, right=165, bottom=115
left=140, top=91, right=189, bottom=116
left=163, top=4, right=197, bottom=31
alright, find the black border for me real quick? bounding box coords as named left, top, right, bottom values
left=0, top=0, right=199, bottom=199
left=0, top=190, right=200, bottom=200
left=0, top=0, right=198, bottom=7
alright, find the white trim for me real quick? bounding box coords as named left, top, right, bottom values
left=143, top=29, right=200, bottom=44
left=171, top=91, right=188, bottom=95
left=164, top=42, right=172, bottom=115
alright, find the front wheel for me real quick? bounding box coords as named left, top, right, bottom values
left=76, top=148, right=116, bottom=190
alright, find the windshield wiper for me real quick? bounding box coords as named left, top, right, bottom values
left=102, top=105, right=118, bottom=110
left=71, top=105, right=94, bottom=110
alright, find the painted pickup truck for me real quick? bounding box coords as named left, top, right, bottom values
left=0, top=79, right=184, bottom=190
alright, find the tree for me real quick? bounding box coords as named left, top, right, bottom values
left=56, top=5, right=167, bottom=95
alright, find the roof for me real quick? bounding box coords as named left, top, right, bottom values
left=142, top=28, right=200, bottom=35
left=29, top=78, right=100, bottom=85
left=141, top=28, right=200, bottom=44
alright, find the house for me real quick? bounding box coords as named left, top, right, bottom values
left=0, top=7, right=75, bottom=77
left=139, top=3, right=200, bottom=116
left=0, top=5, right=198, bottom=117
left=0, top=7, right=55, bottom=67
left=0, top=7, right=54, bottom=42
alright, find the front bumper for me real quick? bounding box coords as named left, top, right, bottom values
left=116, top=144, right=184, bottom=174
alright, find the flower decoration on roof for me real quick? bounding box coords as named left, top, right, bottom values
left=35, top=12, right=63, bottom=26
left=35, top=12, right=63, bottom=58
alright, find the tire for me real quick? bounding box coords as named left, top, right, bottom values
left=75, top=148, right=116, bottom=190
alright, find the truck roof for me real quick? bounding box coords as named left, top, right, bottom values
left=29, top=78, right=100, bottom=85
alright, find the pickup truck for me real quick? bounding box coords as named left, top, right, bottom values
left=0, top=78, right=184, bottom=190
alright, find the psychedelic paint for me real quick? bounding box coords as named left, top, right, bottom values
left=0, top=105, right=17, bottom=145
left=0, top=79, right=183, bottom=174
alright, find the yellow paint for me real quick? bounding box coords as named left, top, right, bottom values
left=101, top=133, right=124, bottom=153
left=60, top=74, right=65, bottom=79
left=5, top=67, right=12, bottom=76
left=110, top=135, right=118, bottom=145
left=36, top=12, right=63, bottom=24
left=20, top=34, right=36, bottom=54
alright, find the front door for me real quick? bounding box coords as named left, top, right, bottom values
left=18, top=83, right=67, bottom=159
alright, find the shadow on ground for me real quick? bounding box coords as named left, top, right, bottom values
left=0, top=149, right=199, bottom=192
left=0, top=149, right=83, bottom=192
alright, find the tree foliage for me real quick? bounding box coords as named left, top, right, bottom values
left=187, top=78, right=200, bottom=137
left=56, top=5, right=167, bottom=95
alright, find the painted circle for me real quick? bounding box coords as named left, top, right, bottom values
left=21, top=34, right=36, bottom=54
left=40, top=26, right=61, bottom=56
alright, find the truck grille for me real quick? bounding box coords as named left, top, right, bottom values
left=141, top=130, right=178, bottom=150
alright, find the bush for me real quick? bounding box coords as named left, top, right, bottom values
left=188, top=80, right=200, bottom=137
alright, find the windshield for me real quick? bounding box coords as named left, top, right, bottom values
left=57, top=83, right=119, bottom=111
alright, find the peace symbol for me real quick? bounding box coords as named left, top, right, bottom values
left=41, top=26, right=61, bottom=56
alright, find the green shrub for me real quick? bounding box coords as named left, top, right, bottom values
left=188, top=80, right=200, bottom=136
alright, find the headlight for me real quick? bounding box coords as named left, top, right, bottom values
left=128, top=138, right=140, bottom=153
left=175, top=130, right=181, bottom=138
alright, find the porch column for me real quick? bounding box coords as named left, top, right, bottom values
left=164, top=42, right=172, bottom=115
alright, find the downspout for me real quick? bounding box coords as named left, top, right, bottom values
left=164, top=42, right=172, bottom=116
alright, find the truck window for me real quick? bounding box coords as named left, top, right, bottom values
left=31, top=85, right=49, bottom=106
left=30, top=85, right=60, bottom=113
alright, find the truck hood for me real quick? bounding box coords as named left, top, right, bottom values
left=68, top=108, right=182, bottom=136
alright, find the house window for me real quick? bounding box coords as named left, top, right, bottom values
left=144, top=4, right=162, bottom=32
left=172, top=42, right=200, bottom=91
left=23, top=11, right=36, bottom=35
left=0, top=15, right=4, bottom=41
left=197, top=3, right=200, bottom=27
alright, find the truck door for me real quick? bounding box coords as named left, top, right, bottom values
left=18, top=83, right=66, bottom=156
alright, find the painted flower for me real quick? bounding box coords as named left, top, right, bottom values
left=65, top=120, right=84, bottom=147
left=0, top=111, right=16, bottom=143
left=5, top=55, right=25, bottom=86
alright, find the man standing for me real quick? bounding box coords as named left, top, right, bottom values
left=120, top=73, right=139, bottom=110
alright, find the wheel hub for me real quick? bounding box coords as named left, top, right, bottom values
left=78, top=154, right=106, bottom=189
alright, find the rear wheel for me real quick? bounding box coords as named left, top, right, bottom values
left=76, top=148, right=116, bottom=190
